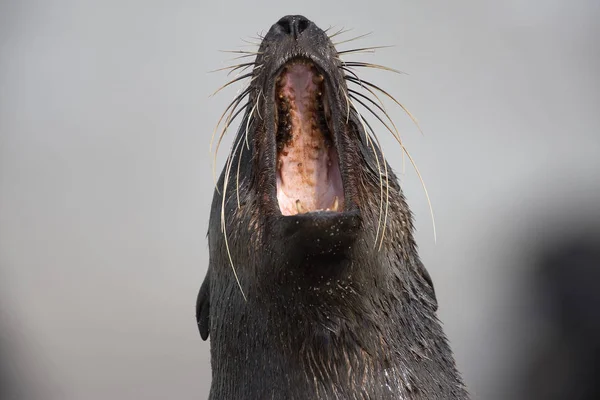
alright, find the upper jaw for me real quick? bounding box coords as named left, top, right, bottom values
left=246, top=16, right=363, bottom=250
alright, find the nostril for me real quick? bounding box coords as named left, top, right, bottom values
left=276, top=16, right=311, bottom=39
left=277, top=18, right=292, bottom=35
left=297, top=18, right=309, bottom=35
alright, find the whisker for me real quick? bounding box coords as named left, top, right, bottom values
left=341, top=65, right=361, bottom=81
left=219, top=50, right=262, bottom=55
left=348, top=90, right=396, bottom=249
left=345, top=76, right=423, bottom=134
left=240, top=38, right=261, bottom=46
left=256, top=89, right=267, bottom=120
left=398, top=144, right=437, bottom=243
left=220, top=133, right=248, bottom=301
left=342, top=62, right=406, bottom=75
left=348, top=99, right=386, bottom=247
left=337, top=50, right=376, bottom=57
left=343, top=66, right=406, bottom=172
left=212, top=99, right=250, bottom=190
left=346, top=75, right=407, bottom=173
left=357, top=112, right=391, bottom=249
left=369, top=133, right=390, bottom=250
left=245, top=102, right=257, bottom=150
left=230, top=124, right=247, bottom=209
left=225, top=53, right=261, bottom=61
left=348, top=89, right=394, bottom=126
left=210, top=72, right=254, bottom=97
left=337, top=45, right=393, bottom=55
left=210, top=87, right=251, bottom=152
left=349, top=94, right=397, bottom=139
left=343, top=70, right=400, bottom=138
left=346, top=78, right=434, bottom=240
left=339, top=67, right=364, bottom=124
left=341, top=84, right=351, bottom=123
left=343, top=67, right=393, bottom=125
left=327, top=27, right=352, bottom=39
left=209, top=62, right=256, bottom=74
left=236, top=115, right=254, bottom=207
left=213, top=102, right=250, bottom=177
left=333, top=31, right=373, bottom=46
left=225, top=63, right=260, bottom=78
left=345, top=76, right=390, bottom=123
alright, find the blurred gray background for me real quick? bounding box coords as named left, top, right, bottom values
left=1, top=1, right=599, bottom=399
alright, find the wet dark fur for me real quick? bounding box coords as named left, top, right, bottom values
left=197, top=15, right=469, bottom=399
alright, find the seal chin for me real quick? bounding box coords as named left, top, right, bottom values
left=271, top=209, right=362, bottom=258
left=274, top=58, right=346, bottom=217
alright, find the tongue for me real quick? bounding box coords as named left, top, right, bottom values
left=276, top=64, right=343, bottom=216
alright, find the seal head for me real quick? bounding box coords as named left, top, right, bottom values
left=197, top=15, right=469, bottom=399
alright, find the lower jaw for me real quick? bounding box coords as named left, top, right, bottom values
left=269, top=208, right=362, bottom=256
left=275, top=184, right=343, bottom=216
left=275, top=153, right=345, bottom=216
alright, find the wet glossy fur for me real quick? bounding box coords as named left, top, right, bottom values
left=197, top=15, right=469, bottom=399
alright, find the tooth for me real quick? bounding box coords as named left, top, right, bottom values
left=332, top=196, right=339, bottom=212
left=313, top=74, right=324, bottom=84
left=296, top=199, right=306, bottom=214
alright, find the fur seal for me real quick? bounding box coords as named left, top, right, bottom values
left=196, top=15, right=469, bottom=399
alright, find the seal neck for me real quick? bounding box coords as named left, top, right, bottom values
left=207, top=268, right=464, bottom=399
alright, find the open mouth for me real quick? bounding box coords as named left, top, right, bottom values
left=275, top=59, right=345, bottom=216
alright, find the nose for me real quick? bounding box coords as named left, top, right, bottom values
left=275, top=15, right=311, bottom=40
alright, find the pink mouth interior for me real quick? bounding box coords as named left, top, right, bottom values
left=276, top=63, right=344, bottom=216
